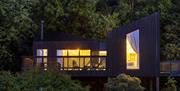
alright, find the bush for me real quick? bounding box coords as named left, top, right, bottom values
left=104, top=74, right=145, bottom=91
left=0, top=69, right=89, bottom=91
left=161, top=76, right=177, bottom=91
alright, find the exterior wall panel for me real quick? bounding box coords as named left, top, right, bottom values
left=107, top=12, right=160, bottom=77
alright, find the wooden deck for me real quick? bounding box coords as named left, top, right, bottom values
left=22, top=56, right=108, bottom=77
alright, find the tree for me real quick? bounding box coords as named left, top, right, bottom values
left=160, top=0, right=180, bottom=60
left=0, top=69, right=89, bottom=91
left=0, top=0, right=36, bottom=71
left=30, top=0, right=118, bottom=40
left=105, top=74, right=145, bottom=91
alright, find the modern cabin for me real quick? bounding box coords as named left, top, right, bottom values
left=23, top=12, right=160, bottom=77
left=22, top=12, right=172, bottom=91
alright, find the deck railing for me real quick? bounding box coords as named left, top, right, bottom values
left=160, top=60, right=180, bottom=74
left=22, top=56, right=106, bottom=71
left=23, top=57, right=180, bottom=74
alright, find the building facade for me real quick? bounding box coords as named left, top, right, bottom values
left=22, top=12, right=165, bottom=91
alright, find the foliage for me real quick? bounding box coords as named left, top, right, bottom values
left=30, top=0, right=118, bottom=40
left=0, top=0, right=180, bottom=71
left=0, top=0, right=36, bottom=71
left=0, top=0, right=119, bottom=71
left=160, top=0, right=180, bottom=60
left=97, top=0, right=131, bottom=26
left=161, top=76, right=177, bottom=91
left=0, top=69, right=89, bottom=91
left=105, top=74, right=145, bottom=91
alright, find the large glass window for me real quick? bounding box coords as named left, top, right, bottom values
left=43, top=58, right=48, bottom=70
left=80, top=50, right=90, bottom=56
left=57, top=58, right=63, bottom=70
left=84, top=58, right=91, bottom=70
left=57, top=50, right=67, bottom=56
left=36, top=49, right=48, bottom=70
left=68, top=58, right=79, bottom=70
left=92, top=51, right=107, bottom=56
left=56, top=49, right=106, bottom=71
left=68, top=50, right=79, bottom=56
left=79, top=58, right=85, bottom=69
left=126, top=30, right=139, bottom=69
left=63, top=58, right=68, bottom=70
left=37, top=58, right=42, bottom=65
left=99, top=51, right=107, bottom=56
left=37, top=49, right=48, bottom=56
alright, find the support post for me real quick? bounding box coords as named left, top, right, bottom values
left=156, top=77, right=159, bottom=91
left=150, top=79, right=153, bottom=91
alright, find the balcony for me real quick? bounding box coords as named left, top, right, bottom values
left=22, top=56, right=106, bottom=71
left=160, top=60, right=180, bottom=76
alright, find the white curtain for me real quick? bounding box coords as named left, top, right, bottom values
left=37, top=49, right=42, bottom=56
left=57, top=50, right=63, bottom=56
left=127, top=29, right=139, bottom=54
left=57, top=58, right=63, bottom=67
left=37, top=58, right=42, bottom=64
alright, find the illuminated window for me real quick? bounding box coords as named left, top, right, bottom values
left=98, top=57, right=106, bottom=69
left=126, top=30, right=139, bottom=69
left=91, top=51, right=107, bottom=56
left=37, top=49, right=48, bottom=56
left=80, top=58, right=85, bottom=69
left=68, top=50, right=79, bottom=56
left=69, top=58, right=79, bottom=70
left=36, top=58, right=47, bottom=70
left=63, top=58, right=68, bottom=70
left=57, top=50, right=67, bottom=56
left=43, top=58, right=48, bottom=70
left=84, top=58, right=91, bottom=70
left=99, top=51, right=107, bottom=56
left=54, top=49, right=106, bottom=71
left=36, top=58, right=42, bottom=65
left=80, top=50, right=90, bottom=56
left=91, top=51, right=99, bottom=56
left=57, top=58, right=63, bottom=69
left=36, top=49, right=48, bottom=70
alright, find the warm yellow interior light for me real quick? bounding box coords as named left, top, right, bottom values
left=80, top=50, right=91, bottom=56
left=126, top=39, right=138, bottom=69
left=43, top=49, right=48, bottom=56
left=99, top=51, right=107, bottom=56
left=62, top=50, right=67, bottom=56
left=68, top=49, right=79, bottom=56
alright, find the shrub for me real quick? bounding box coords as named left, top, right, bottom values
left=104, top=74, right=145, bottom=91
left=161, top=76, right=177, bottom=91
left=0, top=69, right=89, bottom=91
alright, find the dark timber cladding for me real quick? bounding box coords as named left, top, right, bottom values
left=33, top=32, right=107, bottom=77
left=107, top=12, right=160, bottom=77
left=33, top=32, right=106, bottom=56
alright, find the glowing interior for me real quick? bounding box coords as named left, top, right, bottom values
left=99, top=51, right=107, bottom=56
left=126, top=39, right=139, bottom=69
left=37, top=49, right=48, bottom=56
left=68, top=50, right=79, bottom=56
left=36, top=49, right=48, bottom=70
left=80, top=50, right=91, bottom=56
left=55, top=49, right=106, bottom=70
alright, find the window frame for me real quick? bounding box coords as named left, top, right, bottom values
left=126, top=29, right=140, bottom=70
